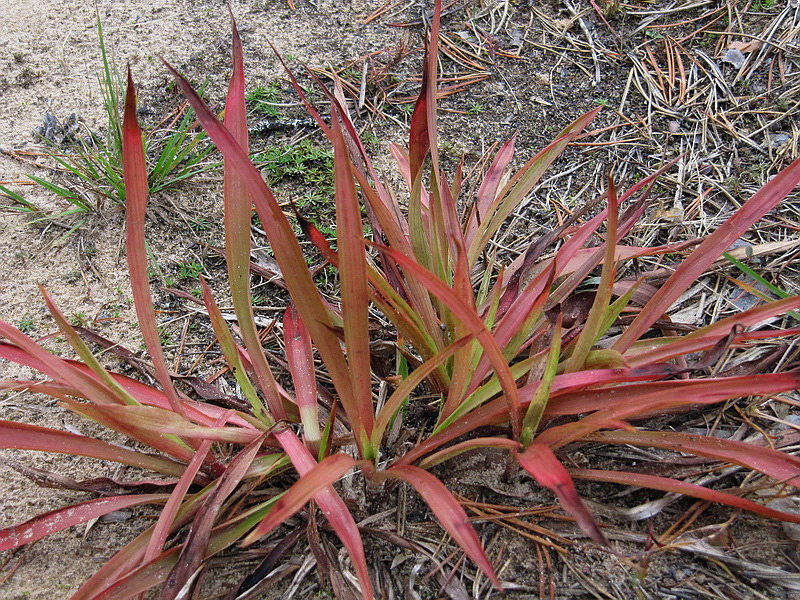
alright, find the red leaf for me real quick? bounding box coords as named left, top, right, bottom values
left=122, top=70, right=186, bottom=417
left=408, top=58, right=429, bottom=182
left=627, top=296, right=800, bottom=366
left=381, top=465, right=502, bottom=589
left=615, top=154, right=800, bottom=350
left=374, top=242, right=521, bottom=437
left=0, top=419, right=187, bottom=477
left=0, top=494, right=168, bottom=551
left=466, top=135, right=516, bottom=244
left=572, top=469, right=800, bottom=524
left=585, top=429, right=800, bottom=486
left=536, top=371, right=800, bottom=449
left=284, top=304, right=320, bottom=443
left=263, top=429, right=373, bottom=599
left=242, top=452, right=354, bottom=542
left=0, top=321, right=118, bottom=408
left=395, top=363, right=683, bottom=468
left=159, top=433, right=265, bottom=599
left=516, top=444, right=609, bottom=546
left=408, top=0, right=442, bottom=181
left=144, top=411, right=234, bottom=566
left=163, top=59, right=365, bottom=459
left=222, top=10, right=285, bottom=423
left=330, top=106, right=374, bottom=449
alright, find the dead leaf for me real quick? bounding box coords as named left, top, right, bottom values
left=730, top=40, right=762, bottom=53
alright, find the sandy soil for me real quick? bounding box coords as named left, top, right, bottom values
left=2, top=1, right=799, bottom=599
left=0, top=2, right=398, bottom=597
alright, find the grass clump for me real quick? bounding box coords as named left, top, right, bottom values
left=246, top=83, right=282, bottom=118
left=1, top=3, right=800, bottom=598
left=255, top=138, right=334, bottom=191
left=0, top=18, right=216, bottom=226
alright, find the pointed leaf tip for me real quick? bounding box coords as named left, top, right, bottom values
left=385, top=465, right=503, bottom=590
left=517, top=443, right=610, bottom=547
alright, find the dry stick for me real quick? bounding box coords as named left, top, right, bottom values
left=565, top=0, right=601, bottom=84
left=674, top=40, right=688, bottom=103
left=676, top=10, right=728, bottom=45
left=479, top=0, right=511, bottom=36
left=173, top=316, right=190, bottom=373
left=363, top=0, right=400, bottom=24
left=739, top=4, right=796, bottom=81
left=439, top=32, right=491, bottom=70
left=525, top=39, right=593, bottom=79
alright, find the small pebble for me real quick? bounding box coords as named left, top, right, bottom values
left=767, top=132, right=790, bottom=149
left=722, top=48, right=746, bottom=69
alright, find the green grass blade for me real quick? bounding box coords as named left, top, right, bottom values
left=723, top=251, right=800, bottom=322
left=0, top=184, right=40, bottom=212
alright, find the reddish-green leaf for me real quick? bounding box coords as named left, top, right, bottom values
left=330, top=106, right=374, bottom=453
left=615, top=154, right=800, bottom=350
left=0, top=419, right=187, bottom=477
left=536, top=372, right=800, bottom=449
left=585, top=430, right=800, bottom=485
left=0, top=321, right=121, bottom=408
left=122, top=70, right=186, bottom=417
left=520, top=315, right=562, bottom=448
left=0, top=342, right=255, bottom=429
left=262, top=429, right=373, bottom=599
left=626, top=296, right=800, bottom=365
left=395, top=363, right=700, bottom=467
left=491, top=206, right=608, bottom=356
left=437, top=166, right=474, bottom=422
left=40, top=286, right=139, bottom=407
left=163, top=60, right=362, bottom=460
left=378, top=465, right=502, bottom=589
left=222, top=13, right=284, bottom=423
left=72, top=461, right=285, bottom=599
left=58, top=398, right=198, bottom=465
left=0, top=494, right=169, bottom=551
left=572, top=469, right=800, bottom=524
left=58, top=357, right=254, bottom=429
left=243, top=452, right=354, bottom=542
left=159, top=433, right=265, bottom=599
left=516, top=443, right=609, bottom=546
left=284, top=304, right=321, bottom=447
left=417, top=437, right=520, bottom=470
left=84, top=404, right=258, bottom=444
left=566, top=176, right=618, bottom=372
left=375, top=242, right=521, bottom=437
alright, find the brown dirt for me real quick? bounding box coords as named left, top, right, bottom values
left=2, top=1, right=799, bottom=599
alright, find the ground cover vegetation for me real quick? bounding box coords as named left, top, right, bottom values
left=0, top=19, right=217, bottom=239
left=1, top=1, right=800, bottom=598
